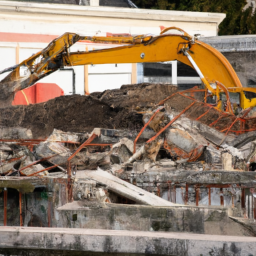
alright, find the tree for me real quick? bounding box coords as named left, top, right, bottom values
left=132, top=0, right=256, bottom=35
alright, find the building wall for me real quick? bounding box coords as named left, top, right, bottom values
left=0, top=1, right=225, bottom=95
left=201, top=35, right=256, bottom=87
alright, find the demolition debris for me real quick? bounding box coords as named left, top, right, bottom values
left=1, top=83, right=256, bottom=235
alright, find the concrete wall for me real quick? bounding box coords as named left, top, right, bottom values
left=223, top=51, right=256, bottom=87
left=57, top=203, right=253, bottom=236
left=0, top=177, right=254, bottom=237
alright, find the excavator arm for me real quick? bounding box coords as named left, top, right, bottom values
left=0, top=27, right=253, bottom=109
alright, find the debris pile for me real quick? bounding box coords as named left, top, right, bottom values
left=1, top=84, right=256, bottom=205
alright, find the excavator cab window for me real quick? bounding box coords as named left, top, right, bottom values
left=229, top=92, right=240, bottom=105
left=244, top=91, right=256, bottom=101
left=229, top=92, right=241, bottom=115
left=220, top=92, right=240, bottom=114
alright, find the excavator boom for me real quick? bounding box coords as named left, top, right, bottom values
left=0, top=27, right=252, bottom=109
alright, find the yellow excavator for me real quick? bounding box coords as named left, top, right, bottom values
left=0, top=27, right=256, bottom=113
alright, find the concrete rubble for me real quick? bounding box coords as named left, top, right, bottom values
left=0, top=85, right=255, bottom=190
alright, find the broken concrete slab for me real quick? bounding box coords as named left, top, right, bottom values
left=46, top=129, right=80, bottom=143
left=110, top=138, right=133, bottom=164
left=19, top=158, right=49, bottom=176
left=174, top=116, right=235, bottom=146
left=0, top=147, right=27, bottom=175
left=35, top=141, right=71, bottom=167
left=75, top=151, right=111, bottom=170
left=0, top=158, right=25, bottom=175
left=89, top=128, right=136, bottom=144
left=76, top=169, right=176, bottom=206
left=166, top=128, right=198, bottom=153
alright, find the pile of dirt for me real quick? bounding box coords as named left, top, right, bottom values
left=0, top=83, right=177, bottom=138
left=92, top=83, right=177, bottom=109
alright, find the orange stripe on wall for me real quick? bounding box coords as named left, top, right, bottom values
left=0, top=32, right=123, bottom=46
left=0, top=32, right=59, bottom=43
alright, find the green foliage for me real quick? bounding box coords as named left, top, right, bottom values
left=132, top=0, right=256, bottom=35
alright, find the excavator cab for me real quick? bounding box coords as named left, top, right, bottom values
left=222, top=87, right=256, bottom=110
left=214, top=88, right=256, bottom=114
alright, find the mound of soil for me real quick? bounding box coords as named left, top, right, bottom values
left=92, top=83, right=176, bottom=109
left=0, top=83, right=177, bottom=138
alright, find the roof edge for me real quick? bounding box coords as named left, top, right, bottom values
left=0, top=0, right=226, bottom=24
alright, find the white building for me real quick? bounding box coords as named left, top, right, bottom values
left=0, top=0, right=225, bottom=95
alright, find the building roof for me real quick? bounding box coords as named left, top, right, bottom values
left=5, top=0, right=137, bottom=7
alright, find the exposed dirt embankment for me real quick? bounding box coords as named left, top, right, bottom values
left=0, top=83, right=177, bottom=138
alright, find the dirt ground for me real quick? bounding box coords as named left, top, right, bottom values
left=0, top=83, right=177, bottom=138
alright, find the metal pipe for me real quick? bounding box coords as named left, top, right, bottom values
left=215, top=81, right=234, bottom=114
left=246, top=194, right=249, bottom=218
left=19, top=192, right=23, bottom=226
left=241, top=188, right=246, bottom=209
left=185, top=184, right=188, bottom=205
left=254, top=197, right=256, bottom=220
left=250, top=194, right=253, bottom=219
left=195, top=186, right=199, bottom=206
left=168, top=183, right=171, bottom=202
left=48, top=193, right=52, bottom=227
left=208, top=187, right=211, bottom=206
left=220, top=188, right=224, bottom=206
left=4, top=188, right=7, bottom=226
left=173, top=185, right=176, bottom=204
